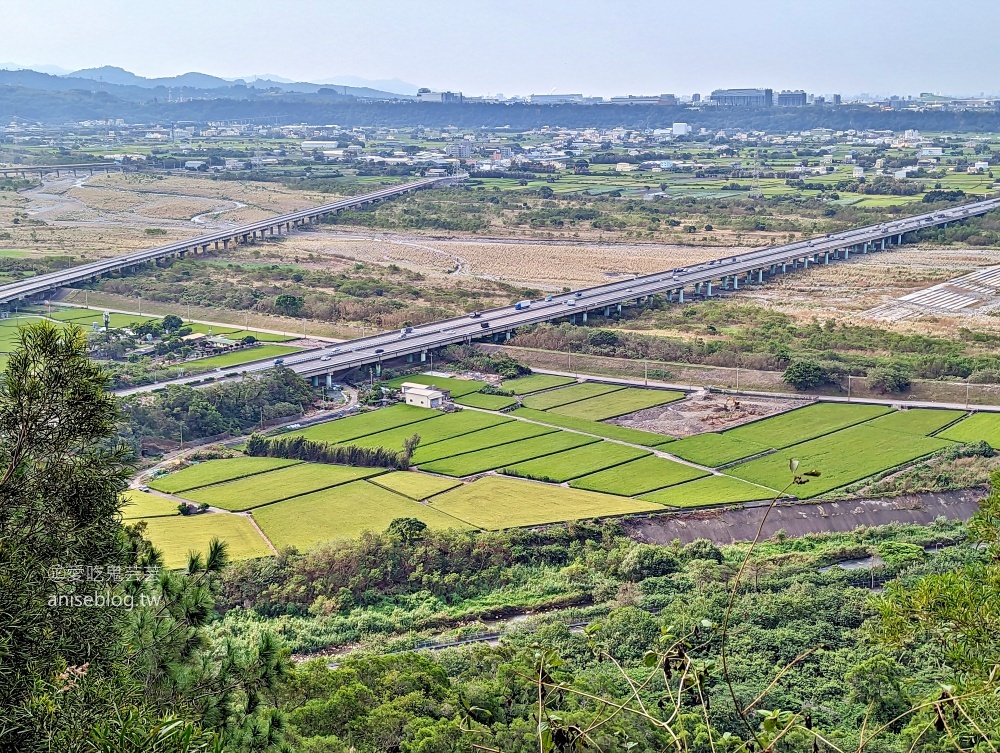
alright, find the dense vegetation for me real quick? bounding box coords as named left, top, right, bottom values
left=88, top=255, right=539, bottom=329
left=122, top=366, right=316, bottom=450
left=245, top=432, right=413, bottom=469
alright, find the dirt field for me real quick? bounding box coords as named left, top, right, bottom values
left=279, top=231, right=743, bottom=290
left=740, top=244, right=1000, bottom=334
left=612, top=391, right=805, bottom=437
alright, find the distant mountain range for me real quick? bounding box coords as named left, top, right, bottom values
left=0, top=64, right=417, bottom=100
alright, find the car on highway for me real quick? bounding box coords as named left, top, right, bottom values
left=469, top=311, right=481, bottom=318
left=328, top=347, right=340, bottom=354
left=374, top=348, right=384, bottom=354
left=626, top=288, right=633, bottom=293
left=565, top=299, right=576, bottom=306
left=320, top=355, right=332, bottom=361
left=480, top=321, right=490, bottom=328
left=545, top=295, right=554, bottom=301
left=273, top=358, right=284, bottom=365
left=574, top=291, right=583, bottom=297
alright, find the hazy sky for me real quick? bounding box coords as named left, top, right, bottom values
left=0, top=0, right=994, bottom=97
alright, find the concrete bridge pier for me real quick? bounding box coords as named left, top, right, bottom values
left=420, top=350, right=427, bottom=362
left=311, top=376, right=320, bottom=387
left=617, top=303, right=623, bottom=313
left=406, top=354, right=414, bottom=363
left=733, top=275, right=740, bottom=289
left=706, top=281, right=713, bottom=296
left=897, top=234, right=903, bottom=244
left=326, top=374, right=333, bottom=387
left=506, top=329, right=513, bottom=339
left=604, top=305, right=612, bottom=315
left=694, top=282, right=702, bottom=295
left=374, top=363, right=382, bottom=377
left=581, top=311, right=588, bottom=323
left=757, top=269, right=764, bottom=282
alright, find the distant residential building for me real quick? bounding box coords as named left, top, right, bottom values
left=609, top=94, right=676, bottom=105
left=447, top=143, right=472, bottom=159
left=691, top=93, right=701, bottom=103
left=672, top=122, right=693, bottom=136
left=529, top=93, right=584, bottom=104
left=832, top=94, right=842, bottom=105
left=874, top=158, right=885, bottom=169
left=615, top=162, right=636, bottom=172
left=776, top=90, right=808, bottom=107
left=416, top=88, right=463, bottom=103
left=920, top=147, right=943, bottom=157
left=710, top=88, right=773, bottom=107
left=853, top=166, right=865, bottom=178
left=975, top=160, right=990, bottom=171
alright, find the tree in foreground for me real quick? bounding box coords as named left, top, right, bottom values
left=0, top=323, right=288, bottom=752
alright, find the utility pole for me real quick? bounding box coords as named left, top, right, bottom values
left=644, top=359, right=648, bottom=386
left=847, top=375, right=852, bottom=402
left=736, top=367, right=740, bottom=392
left=966, top=380, right=971, bottom=409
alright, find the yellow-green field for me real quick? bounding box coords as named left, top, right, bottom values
left=252, top=480, right=473, bottom=549
left=428, top=476, right=662, bottom=529
left=138, top=513, right=272, bottom=568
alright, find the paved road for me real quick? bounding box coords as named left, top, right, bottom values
left=0, top=176, right=454, bottom=306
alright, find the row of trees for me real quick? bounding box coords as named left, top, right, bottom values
left=244, top=432, right=416, bottom=469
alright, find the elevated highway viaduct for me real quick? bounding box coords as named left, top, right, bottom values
left=0, top=175, right=458, bottom=308
left=0, top=162, right=135, bottom=179
left=2, top=183, right=996, bottom=393
left=280, top=195, right=1000, bottom=386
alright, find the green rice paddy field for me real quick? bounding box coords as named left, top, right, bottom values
left=135, top=376, right=981, bottom=565
left=728, top=425, right=953, bottom=499
left=569, top=455, right=710, bottom=496
left=521, top=382, right=624, bottom=410
left=454, top=392, right=520, bottom=410
left=501, top=374, right=576, bottom=394
left=548, top=388, right=684, bottom=420
left=179, top=464, right=383, bottom=511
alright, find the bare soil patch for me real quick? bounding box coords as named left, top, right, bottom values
left=611, top=390, right=804, bottom=438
